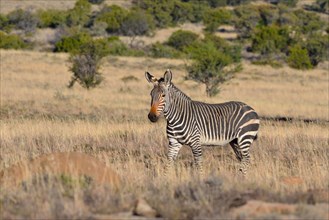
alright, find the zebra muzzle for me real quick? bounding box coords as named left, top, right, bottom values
left=148, top=112, right=158, bottom=122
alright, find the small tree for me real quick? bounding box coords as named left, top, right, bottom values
left=186, top=40, right=240, bottom=97
left=68, top=40, right=109, bottom=89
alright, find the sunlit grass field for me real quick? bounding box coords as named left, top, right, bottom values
left=0, top=50, right=328, bottom=219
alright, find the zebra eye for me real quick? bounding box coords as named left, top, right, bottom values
left=161, top=94, right=166, bottom=98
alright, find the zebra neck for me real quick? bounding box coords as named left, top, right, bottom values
left=164, top=84, right=191, bottom=123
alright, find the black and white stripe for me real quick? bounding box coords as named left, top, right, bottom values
left=146, top=70, right=260, bottom=175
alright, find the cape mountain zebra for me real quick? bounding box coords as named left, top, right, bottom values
left=145, top=69, right=260, bottom=175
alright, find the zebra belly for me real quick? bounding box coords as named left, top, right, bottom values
left=200, top=138, right=231, bottom=146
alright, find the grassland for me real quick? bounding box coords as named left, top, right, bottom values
left=0, top=50, right=328, bottom=219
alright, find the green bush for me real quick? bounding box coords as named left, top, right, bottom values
left=0, top=14, right=11, bottom=32
left=149, top=42, right=183, bottom=58
left=292, top=10, right=324, bottom=34
left=233, top=5, right=262, bottom=39
left=37, top=9, right=67, bottom=28
left=171, top=1, right=194, bottom=24
left=135, top=0, right=175, bottom=28
left=302, top=33, right=329, bottom=66
left=66, top=0, right=91, bottom=27
left=203, top=8, right=232, bottom=33
left=106, top=36, right=128, bottom=56
left=258, top=5, right=279, bottom=26
left=167, top=30, right=199, bottom=51
left=287, top=44, right=312, bottom=69
left=251, top=24, right=290, bottom=56
left=95, top=5, right=128, bottom=33
left=54, top=32, right=92, bottom=53
left=0, top=32, right=27, bottom=49
left=189, top=2, right=210, bottom=23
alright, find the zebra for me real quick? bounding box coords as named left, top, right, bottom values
left=145, top=69, right=260, bottom=175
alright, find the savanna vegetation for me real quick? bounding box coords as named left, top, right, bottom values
left=0, top=0, right=328, bottom=219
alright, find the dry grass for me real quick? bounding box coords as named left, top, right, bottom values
left=0, top=50, right=328, bottom=218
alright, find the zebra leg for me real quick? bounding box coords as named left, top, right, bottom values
left=164, top=138, right=182, bottom=175
left=236, top=133, right=257, bottom=175
left=229, top=139, right=242, bottom=161
left=190, top=143, right=203, bottom=175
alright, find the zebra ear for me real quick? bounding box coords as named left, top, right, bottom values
left=145, top=72, right=157, bottom=84
left=164, top=69, right=172, bottom=85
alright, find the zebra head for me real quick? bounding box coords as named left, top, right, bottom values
left=145, top=69, right=172, bottom=122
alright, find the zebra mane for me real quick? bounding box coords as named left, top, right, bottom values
left=169, top=83, right=191, bottom=101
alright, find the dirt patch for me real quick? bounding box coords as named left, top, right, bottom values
left=230, top=200, right=329, bottom=219
left=0, top=152, right=121, bottom=189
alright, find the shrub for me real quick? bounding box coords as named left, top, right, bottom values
left=106, top=36, right=129, bottom=56
left=258, top=5, right=279, bottom=26
left=186, top=40, right=240, bottom=97
left=203, top=8, right=232, bottom=33
left=287, top=44, right=312, bottom=69
left=135, top=0, right=175, bottom=28
left=189, top=2, right=210, bottom=23
left=0, top=32, right=27, bottom=49
left=54, top=32, right=92, bottom=53
left=167, top=30, right=199, bottom=51
left=7, top=9, right=39, bottom=33
left=149, top=42, right=183, bottom=58
left=95, top=5, right=128, bottom=33
left=233, top=5, right=261, bottom=39
left=302, top=33, right=329, bottom=66
left=171, top=1, right=194, bottom=24
left=0, top=14, right=11, bottom=32
left=37, top=9, right=67, bottom=28
left=89, top=21, right=107, bottom=36
left=251, top=24, right=290, bottom=56
left=292, top=10, right=324, bottom=35
left=66, top=0, right=91, bottom=27
left=68, top=41, right=107, bottom=89
left=312, top=0, right=329, bottom=13
left=120, top=9, right=155, bottom=37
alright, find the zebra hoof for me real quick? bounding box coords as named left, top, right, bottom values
left=238, top=168, right=247, bottom=176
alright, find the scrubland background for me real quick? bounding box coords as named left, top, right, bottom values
left=1, top=0, right=329, bottom=219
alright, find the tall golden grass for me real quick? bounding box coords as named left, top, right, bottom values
left=0, top=50, right=328, bottom=218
